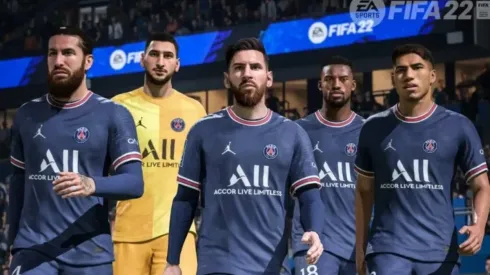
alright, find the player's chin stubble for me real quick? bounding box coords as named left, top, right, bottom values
left=324, top=93, right=350, bottom=109
left=230, top=83, right=265, bottom=107
left=48, top=64, right=86, bottom=99
left=145, top=71, right=173, bottom=86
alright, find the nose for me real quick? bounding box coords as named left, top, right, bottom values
left=156, top=54, right=165, bottom=67
left=243, top=64, right=253, bottom=78
left=332, top=78, right=341, bottom=89
left=404, top=67, right=416, bottom=80
left=54, top=53, right=65, bottom=67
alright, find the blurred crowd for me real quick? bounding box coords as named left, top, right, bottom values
left=0, top=0, right=356, bottom=58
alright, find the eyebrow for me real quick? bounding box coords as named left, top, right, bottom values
left=149, top=50, right=175, bottom=55
left=233, top=62, right=263, bottom=67
left=395, top=62, right=425, bottom=69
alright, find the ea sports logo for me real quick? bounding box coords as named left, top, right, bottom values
left=349, top=0, right=385, bottom=27
left=110, top=49, right=127, bottom=71
left=308, top=22, right=328, bottom=44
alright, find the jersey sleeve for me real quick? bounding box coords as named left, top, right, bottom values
left=109, top=103, right=142, bottom=171
left=10, top=111, right=24, bottom=170
left=176, top=125, right=203, bottom=192
left=457, top=118, right=488, bottom=182
left=354, top=123, right=374, bottom=178
left=288, top=125, right=321, bottom=196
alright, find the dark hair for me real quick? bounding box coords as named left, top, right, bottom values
left=145, top=32, right=179, bottom=56
left=391, top=44, right=434, bottom=66
left=322, top=55, right=354, bottom=71
left=48, top=26, right=94, bottom=55
left=225, top=37, right=268, bottom=69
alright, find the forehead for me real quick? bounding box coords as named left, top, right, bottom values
left=48, top=35, right=82, bottom=51
left=395, top=53, right=429, bottom=66
left=147, top=41, right=176, bottom=54
left=231, top=50, right=266, bottom=66
left=322, top=64, right=351, bottom=76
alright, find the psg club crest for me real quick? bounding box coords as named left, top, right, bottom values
left=423, top=139, right=437, bottom=153
left=74, top=127, right=89, bottom=143
left=345, top=143, right=357, bottom=156
left=263, top=144, right=278, bottom=160
left=171, top=118, right=185, bottom=132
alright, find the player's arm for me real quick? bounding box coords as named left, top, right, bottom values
left=166, top=127, right=202, bottom=267
left=7, top=114, right=25, bottom=246
left=457, top=119, right=490, bottom=250
left=91, top=104, right=143, bottom=200
left=353, top=124, right=375, bottom=264
left=289, top=126, right=323, bottom=235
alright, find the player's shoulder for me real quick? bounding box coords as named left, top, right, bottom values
left=435, top=105, right=470, bottom=123
left=111, top=87, right=143, bottom=104
left=271, top=112, right=309, bottom=136
left=14, top=95, right=48, bottom=118
left=91, top=92, right=133, bottom=117
left=362, top=108, right=393, bottom=126
left=189, top=108, right=228, bottom=133
left=294, top=112, right=317, bottom=129
left=353, top=112, right=366, bottom=124
left=172, top=90, right=204, bottom=107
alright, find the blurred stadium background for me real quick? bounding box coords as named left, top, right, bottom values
left=1, top=0, right=490, bottom=274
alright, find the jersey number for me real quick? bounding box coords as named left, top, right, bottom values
left=142, top=139, right=176, bottom=160
left=300, top=265, right=318, bottom=275
left=40, top=149, right=79, bottom=173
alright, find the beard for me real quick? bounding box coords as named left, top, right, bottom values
left=230, top=81, right=266, bottom=107
left=324, top=90, right=351, bottom=108
left=48, top=63, right=85, bottom=98
left=146, top=70, right=173, bottom=86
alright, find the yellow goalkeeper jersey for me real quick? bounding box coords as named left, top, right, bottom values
left=111, top=87, right=206, bottom=242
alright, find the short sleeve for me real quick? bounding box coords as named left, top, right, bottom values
left=10, top=112, right=24, bottom=170
left=176, top=125, right=203, bottom=192
left=457, top=118, right=488, bottom=182
left=288, top=125, right=320, bottom=196
left=109, top=104, right=142, bottom=171
left=354, top=123, right=374, bottom=178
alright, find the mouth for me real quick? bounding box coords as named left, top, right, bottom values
left=52, top=70, right=69, bottom=76
left=330, top=91, right=344, bottom=97
left=403, top=83, right=418, bottom=91
left=153, top=69, right=167, bottom=76
left=240, top=82, right=256, bottom=88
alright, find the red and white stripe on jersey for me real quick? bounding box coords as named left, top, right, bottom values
left=315, top=111, right=356, bottom=127
left=290, top=175, right=321, bottom=196
left=177, top=175, right=200, bottom=191
left=226, top=107, right=272, bottom=126
left=46, top=91, right=93, bottom=109
left=10, top=156, right=25, bottom=169
left=393, top=103, right=437, bottom=123
left=465, top=162, right=488, bottom=183
left=112, top=152, right=142, bottom=171
left=354, top=165, right=374, bottom=178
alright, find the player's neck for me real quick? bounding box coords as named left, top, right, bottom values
left=320, top=104, right=352, bottom=122
left=50, top=84, right=89, bottom=102
left=398, top=97, right=434, bottom=117
left=231, top=103, right=269, bottom=120
left=144, top=80, right=173, bottom=98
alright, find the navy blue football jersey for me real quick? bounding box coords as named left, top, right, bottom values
left=9, top=92, right=141, bottom=265
left=355, top=104, right=488, bottom=262
left=293, top=111, right=364, bottom=261
left=177, top=107, right=321, bottom=275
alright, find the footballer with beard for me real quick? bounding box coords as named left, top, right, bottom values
left=111, top=32, right=206, bottom=275
left=292, top=56, right=364, bottom=275
left=7, top=26, right=143, bottom=275
left=163, top=37, right=325, bottom=275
